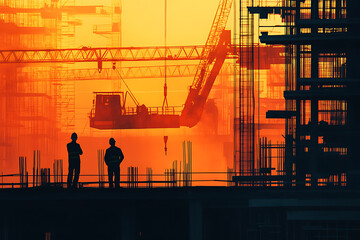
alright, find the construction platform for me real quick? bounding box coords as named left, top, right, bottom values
left=1, top=187, right=360, bottom=240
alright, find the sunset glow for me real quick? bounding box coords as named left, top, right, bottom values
left=0, top=0, right=243, bottom=185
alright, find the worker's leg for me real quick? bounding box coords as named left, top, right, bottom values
left=114, top=165, right=120, bottom=188
left=73, top=160, right=80, bottom=188
left=67, top=162, right=74, bottom=188
left=108, top=166, right=114, bottom=188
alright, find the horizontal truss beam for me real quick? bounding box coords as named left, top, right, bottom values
left=0, top=46, right=207, bottom=64
left=20, top=63, right=238, bottom=82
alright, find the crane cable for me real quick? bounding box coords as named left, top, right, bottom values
left=162, top=0, right=169, bottom=111
left=162, top=0, right=168, bottom=156
left=115, top=68, right=139, bottom=106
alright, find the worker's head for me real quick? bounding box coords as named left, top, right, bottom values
left=109, top=138, right=116, bottom=146
left=71, top=132, right=78, bottom=141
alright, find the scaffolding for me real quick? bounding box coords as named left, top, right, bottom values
left=0, top=0, right=57, bottom=170
left=0, top=0, right=122, bottom=171
left=235, top=0, right=287, bottom=185
left=236, top=0, right=256, bottom=179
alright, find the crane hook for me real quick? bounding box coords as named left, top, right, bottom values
left=97, top=59, right=102, bottom=73
left=163, top=136, right=168, bottom=155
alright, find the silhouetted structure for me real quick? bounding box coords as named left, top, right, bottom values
left=105, top=138, right=124, bottom=188
left=67, top=132, right=83, bottom=188
left=233, top=0, right=360, bottom=188
left=261, top=0, right=360, bottom=187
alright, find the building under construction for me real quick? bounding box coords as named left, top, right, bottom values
left=0, top=0, right=122, bottom=171
left=1, top=0, right=360, bottom=239
left=234, top=0, right=360, bottom=188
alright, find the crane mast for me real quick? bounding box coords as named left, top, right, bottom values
left=181, top=0, right=233, bottom=127
left=180, top=30, right=231, bottom=127
left=192, top=0, right=233, bottom=91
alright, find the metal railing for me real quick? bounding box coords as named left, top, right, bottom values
left=0, top=171, right=234, bottom=189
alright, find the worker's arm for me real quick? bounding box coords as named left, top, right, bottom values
left=119, top=148, right=124, bottom=163
left=104, top=149, right=109, bottom=165
left=78, top=144, right=83, bottom=155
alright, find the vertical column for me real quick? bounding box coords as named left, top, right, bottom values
left=295, top=0, right=305, bottom=187
left=346, top=0, right=360, bottom=187
left=285, top=135, right=293, bottom=186
left=121, top=207, right=137, bottom=240
left=310, top=47, right=319, bottom=186
left=1, top=216, right=9, bottom=240
left=309, top=0, right=320, bottom=187
left=189, top=200, right=203, bottom=240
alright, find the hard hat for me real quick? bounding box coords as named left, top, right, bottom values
left=71, top=132, right=78, bottom=141
left=109, top=138, right=116, bottom=145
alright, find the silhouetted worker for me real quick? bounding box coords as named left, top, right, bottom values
left=67, top=132, right=83, bottom=189
left=105, top=138, right=124, bottom=188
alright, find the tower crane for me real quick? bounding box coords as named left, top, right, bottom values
left=10, top=45, right=283, bottom=82
left=90, top=0, right=234, bottom=129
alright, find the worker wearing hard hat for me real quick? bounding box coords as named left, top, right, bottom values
left=105, top=138, right=124, bottom=188
left=67, top=132, right=83, bottom=189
